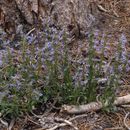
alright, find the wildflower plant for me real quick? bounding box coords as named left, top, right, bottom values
left=0, top=38, right=44, bottom=118
left=0, top=22, right=129, bottom=119
left=99, top=33, right=129, bottom=111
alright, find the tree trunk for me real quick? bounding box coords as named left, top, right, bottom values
left=0, top=0, right=99, bottom=35
left=0, top=0, right=129, bottom=37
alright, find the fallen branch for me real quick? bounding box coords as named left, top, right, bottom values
left=61, top=94, right=130, bottom=114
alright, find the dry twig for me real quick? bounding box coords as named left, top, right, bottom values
left=8, top=118, right=15, bottom=130
left=0, top=118, right=8, bottom=127
left=124, top=112, right=130, bottom=130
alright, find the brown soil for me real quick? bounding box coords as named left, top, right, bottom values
left=0, top=1, right=130, bottom=130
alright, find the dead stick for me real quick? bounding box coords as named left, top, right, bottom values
left=61, top=94, right=130, bottom=114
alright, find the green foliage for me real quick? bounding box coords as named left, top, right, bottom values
left=0, top=39, right=43, bottom=118
left=0, top=30, right=128, bottom=118
left=85, top=34, right=97, bottom=102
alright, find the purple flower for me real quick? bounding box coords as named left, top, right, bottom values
left=108, top=66, right=114, bottom=74
left=121, top=51, right=127, bottom=63
left=118, top=65, right=123, bottom=71
left=103, top=49, right=109, bottom=58
left=120, top=34, right=127, bottom=49
left=125, top=60, right=130, bottom=72
left=126, top=64, right=130, bottom=72
left=46, top=42, right=52, bottom=50
left=94, top=39, right=99, bottom=45
left=100, top=33, right=105, bottom=45
left=26, top=34, right=36, bottom=44
left=94, top=29, right=99, bottom=37
left=0, top=58, right=3, bottom=67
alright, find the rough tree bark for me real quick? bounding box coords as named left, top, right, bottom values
left=0, top=0, right=130, bottom=38
left=0, top=0, right=102, bottom=36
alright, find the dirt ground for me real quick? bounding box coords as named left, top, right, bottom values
left=0, top=1, right=130, bottom=130
left=0, top=16, right=130, bottom=130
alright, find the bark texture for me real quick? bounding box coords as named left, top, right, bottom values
left=0, top=0, right=130, bottom=36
